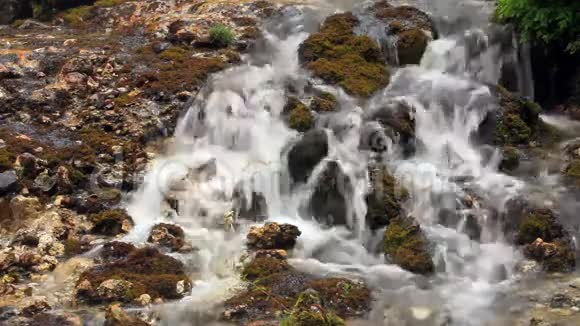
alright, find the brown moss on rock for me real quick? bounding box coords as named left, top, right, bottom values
left=135, top=45, right=227, bottom=95
left=366, top=163, right=408, bottom=229
left=298, top=13, right=388, bottom=98
left=225, top=253, right=370, bottom=324
left=77, top=247, right=191, bottom=303
left=311, top=92, right=338, bottom=112
left=101, top=241, right=136, bottom=262
left=396, top=28, right=428, bottom=65
left=285, top=98, right=314, bottom=132
left=89, top=208, right=133, bottom=236
left=242, top=256, right=291, bottom=281
left=384, top=216, right=434, bottom=274
left=375, top=5, right=435, bottom=33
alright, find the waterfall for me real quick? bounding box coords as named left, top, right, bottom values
left=124, top=1, right=537, bottom=325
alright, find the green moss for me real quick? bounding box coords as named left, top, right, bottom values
left=494, top=113, right=531, bottom=145
left=397, top=28, right=428, bottom=65
left=280, top=291, right=346, bottom=326
left=493, top=86, right=552, bottom=146
left=209, top=24, right=235, bottom=48
left=311, top=92, right=338, bottom=112
left=62, top=6, right=93, bottom=26
left=499, top=146, right=520, bottom=171
left=95, top=0, right=131, bottom=7
left=366, top=164, right=409, bottom=229
left=63, top=238, right=84, bottom=257
left=516, top=209, right=565, bottom=245
left=299, top=13, right=388, bottom=98
left=242, top=256, right=291, bottom=281
left=288, top=101, right=314, bottom=132
left=89, top=209, right=133, bottom=236
left=564, top=159, right=580, bottom=179
left=113, top=93, right=137, bottom=107
left=384, top=217, right=434, bottom=274
left=159, top=46, right=190, bottom=62
left=77, top=247, right=191, bottom=303
left=306, top=278, right=370, bottom=317
left=0, top=148, right=15, bottom=172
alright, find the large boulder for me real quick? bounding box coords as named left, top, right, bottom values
left=307, top=161, right=352, bottom=226
left=298, top=13, right=388, bottom=97
left=384, top=216, right=434, bottom=274
left=76, top=247, right=191, bottom=303
left=374, top=4, right=436, bottom=65
left=477, top=86, right=558, bottom=147
left=287, top=129, right=328, bottom=183
left=224, top=252, right=370, bottom=324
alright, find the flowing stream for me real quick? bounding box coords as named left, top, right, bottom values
left=123, top=0, right=542, bottom=325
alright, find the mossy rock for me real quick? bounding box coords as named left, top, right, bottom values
left=311, top=92, right=338, bottom=112
left=100, top=241, right=136, bottom=262
left=77, top=247, right=191, bottom=303
left=384, top=216, right=434, bottom=274
left=298, top=13, right=388, bottom=98
left=89, top=208, right=133, bottom=236
left=396, top=28, right=429, bottom=65
left=375, top=5, right=435, bottom=34
left=366, top=163, right=408, bottom=229
left=516, top=209, right=566, bottom=245
left=524, top=238, right=576, bottom=273
left=242, top=256, right=291, bottom=281
left=487, top=86, right=553, bottom=147
left=225, top=253, right=370, bottom=323
left=366, top=100, right=416, bottom=156
left=499, top=146, right=520, bottom=171
left=286, top=98, right=314, bottom=132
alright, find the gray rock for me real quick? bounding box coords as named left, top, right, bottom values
left=0, top=170, right=18, bottom=195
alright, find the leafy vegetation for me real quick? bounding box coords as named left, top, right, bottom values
left=209, top=24, right=236, bottom=48
left=496, top=0, right=580, bottom=53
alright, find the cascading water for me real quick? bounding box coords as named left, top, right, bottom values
left=123, top=1, right=541, bottom=325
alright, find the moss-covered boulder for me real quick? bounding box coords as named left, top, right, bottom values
left=285, top=97, right=314, bottom=132
left=384, top=216, right=434, bottom=274
left=247, top=222, right=301, bottom=251
left=88, top=209, right=133, bottom=236
left=298, top=13, right=388, bottom=98
left=524, top=238, right=576, bottom=273
left=225, top=252, right=370, bottom=324
left=374, top=5, right=435, bottom=65
left=76, top=247, right=191, bottom=303
left=366, top=163, right=408, bottom=229
left=564, top=159, right=580, bottom=180
left=479, top=86, right=558, bottom=147
left=516, top=209, right=566, bottom=245
left=311, top=92, right=338, bottom=112
left=395, top=28, right=429, bottom=65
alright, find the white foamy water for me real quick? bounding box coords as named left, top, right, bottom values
left=123, top=1, right=537, bottom=325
